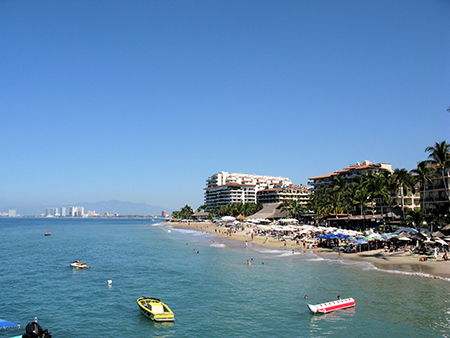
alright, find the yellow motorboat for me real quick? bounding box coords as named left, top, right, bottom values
left=137, top=297, right=174, bottom=322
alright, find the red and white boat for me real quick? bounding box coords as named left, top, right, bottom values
left=307, top=298, right=355, bottom=314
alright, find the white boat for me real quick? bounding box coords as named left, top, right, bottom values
left=307, top=298, right=355, bottom=314
left=70, top=260, right=90, bottom=269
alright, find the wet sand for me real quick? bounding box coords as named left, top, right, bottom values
left=166, top=221, right=450, bottom=280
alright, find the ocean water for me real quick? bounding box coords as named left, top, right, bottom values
left=1, top=218, right=449, bottom=338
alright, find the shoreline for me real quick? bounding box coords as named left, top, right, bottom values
left=165, top=221, right=450, bottom=281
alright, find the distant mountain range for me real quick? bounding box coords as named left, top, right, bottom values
left=3, top=200, right=173, bottom=216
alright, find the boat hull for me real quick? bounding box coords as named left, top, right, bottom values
left=137, top=297, right=174, bottom=322
left=70, top=262, right=90, bottom=269
left=308, top=298, right=355, bottom=314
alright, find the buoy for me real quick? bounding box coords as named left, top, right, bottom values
left=107, top=280, right=112, bottom=285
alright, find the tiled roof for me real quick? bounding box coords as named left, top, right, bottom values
left=309, top=163, right=385, bottom=181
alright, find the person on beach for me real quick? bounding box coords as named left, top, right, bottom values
left=245, top=241, right=248, bottom=248
left=337, top=295, right=341, bottom=300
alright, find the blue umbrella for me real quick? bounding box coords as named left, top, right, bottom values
left=0, top=318, right=19, bottom=329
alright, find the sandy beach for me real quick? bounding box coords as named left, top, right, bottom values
left=166, top=221, right=450, bottom=280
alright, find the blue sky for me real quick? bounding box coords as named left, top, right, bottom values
left=1, top=0, right=449, bottom=212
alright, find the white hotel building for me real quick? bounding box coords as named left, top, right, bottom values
left=204, top=172, right=293, bottom=210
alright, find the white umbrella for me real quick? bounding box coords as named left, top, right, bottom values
left=434, top=238, right=448, bottom=246
left=397, top=236, right=411, bottom=241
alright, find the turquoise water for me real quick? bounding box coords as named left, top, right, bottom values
left=1, top=218, right=450, bottom=337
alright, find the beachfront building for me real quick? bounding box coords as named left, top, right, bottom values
left=308, top=160, right=393, bottom=191
left=308, top=160, right=420, bottom=216
left=257, top=185, right=310, bottom=205
left=420, top=163, right=450, bottom=209
left=204, top=172, right=292, bottom=210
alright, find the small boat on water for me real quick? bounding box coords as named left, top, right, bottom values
left=44, top=232, right=51, bottom=236
left=307, top=298, right=355, bottom=314
left=70, top=260, right=90, bottom=269
left=137, top=297, right=174, bottom=322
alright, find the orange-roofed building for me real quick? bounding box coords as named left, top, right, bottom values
left=308, top=160, right=393, bottom=191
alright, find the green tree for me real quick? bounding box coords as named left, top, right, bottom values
left=410, top=161, right=436, bottom=210
left=392, top=168, right=415, bottom=218
left=367, top=171, right=390, bottom=220
left=405, top=208, right=426, bottom=231
left=196, top=204, right=207, bottom=212
left=425, top=141, right=450, bottom=202
left=349, top=185, right=371, bottom=228
left=174, top=204, right=193, bottom=219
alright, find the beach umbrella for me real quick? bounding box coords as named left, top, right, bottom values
left=411, top=233, right=427, bottom=241
left=397, top=235, right=411, bottom=241
left=394, top=228, right=417, bottom=236
left=434, top=238, right=448, bottom=246
left=0, top=318, right=19, bottom=330
left=432, top=231, right=445, bottom=238
left=221, top=216, right=236, bottom=222
left=365, top=233, right=382, bottom=240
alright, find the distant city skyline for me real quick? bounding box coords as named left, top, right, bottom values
left=1, top=1, right=448, bottom=212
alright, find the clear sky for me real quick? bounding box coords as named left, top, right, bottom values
left=1, top=0, right=449, bottom=212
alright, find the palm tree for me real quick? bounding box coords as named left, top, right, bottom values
left=410, top=161, right=436, bottom=210
left=392, top=168, right=415, bottom=218
left=367, top=172, right=390, bottom=220
left=349, top=185, right=371, bottom=229
left=196, top=205, right=207, bottom=212
left=331, top=176, right=348, bottom=215
left=405, top=208, right=426, bottom=231
left=280, top=199, right=295, bottom=217
left=292, top=202, right=307, bottom=220
left=425, top=141, right=450, bottom=202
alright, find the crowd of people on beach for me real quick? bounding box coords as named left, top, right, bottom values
left=169, top=218, right=450, bottom=264
left=203, top=219, right=450, bottom=260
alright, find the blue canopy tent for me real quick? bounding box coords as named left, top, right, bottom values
left=0, top=319, right=19, bottom=330
left=0, top=319, right=20, bottom=338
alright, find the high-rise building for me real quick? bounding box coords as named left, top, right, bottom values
left=204, top=172, right=293, bottom=210
left=60, top=207, right=66, bottom=217
left=69, top=206, right=84, bottom=217
left=8, top=210, right=16, bottom=217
